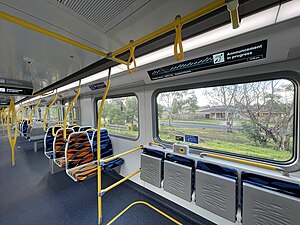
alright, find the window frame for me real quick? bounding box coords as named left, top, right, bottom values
left=94, top=93, right=140, bottom=141
left=152, top=71, right=299, bottom=165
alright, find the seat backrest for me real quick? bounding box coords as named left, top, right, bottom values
left=86, top=129, right=95, bottom=140
left=79, top=126, right=92, bottom=132
left=65, top=132, right=94, bottom=169
left=44, top=126, right=62, bottom=154
left=91, top=129, right=113, bottom=159
left=71, top=125, right=81, bottom=132
left=53, top=128, right=73, bottom=158
left=22, top=120, right=28, bottom=136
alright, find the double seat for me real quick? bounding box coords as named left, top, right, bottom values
left=46, top=125, right=124, bottom=182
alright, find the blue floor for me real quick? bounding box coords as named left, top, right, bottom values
left=0, top=130, right=215, bottom=225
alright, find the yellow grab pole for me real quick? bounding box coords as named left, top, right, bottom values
left=29, top=97, right=41, bottom=126
left=107, top=201, right=183, bottom=225
left=102, top=146, right=143, bottom=164
left=0, top=11, right=128, bottom=66
left=63, top=82, right=81, bottom=140
left=101, top=169, right=141, bottom=194
left=7, top=98, right=18, bottom=167
left=200, top=153, right=284, bottom=171
left=97, top=68, right=111, bottom=225
left=43, top=92, right=57, bottom=131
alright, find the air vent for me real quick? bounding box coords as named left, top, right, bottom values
left=57, top=0, right=137, bottom=29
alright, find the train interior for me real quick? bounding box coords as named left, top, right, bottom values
left=1, top=0, right=300, bottom=224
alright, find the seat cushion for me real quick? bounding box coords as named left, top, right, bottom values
left=69, top=163, right=97, bottom=182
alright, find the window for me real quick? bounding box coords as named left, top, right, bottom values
left=62, top=99, right=80, bottom=124
left=156, top=79, right=295, bottom=162
left=97, top=95, right=139, bottom=139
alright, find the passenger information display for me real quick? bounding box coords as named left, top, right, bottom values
left=0, top=86, right=33, bottom=95
left=147, top=40, right=267, bottom=80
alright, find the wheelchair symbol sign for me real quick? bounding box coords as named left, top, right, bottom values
left=213, top=52, right=225, bottom=64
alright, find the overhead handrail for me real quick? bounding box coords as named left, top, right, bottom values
left=107, top=201, right=183, bottom=225
left=200, top=153, right=284, bottom=171
left=97, top=68, right=111, bottom=225
left=52, top=123, right=63, bottom=137
left=7, top=98, right=18, bottom=167
left=63, top=81, right=81, bottom=140
left=43, top=91, right=58, bottom=132
left=173, top=15, right=184, bottom=61
left=29, top=97, right=41, bottom=126
left=0, top=0, right=240, bottom=76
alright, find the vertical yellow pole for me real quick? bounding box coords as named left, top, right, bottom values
left=97, top=68, right=111, bottom=224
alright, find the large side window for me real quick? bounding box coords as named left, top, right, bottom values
left=97, top=95, right=139, bottom=139
left=156, top=79, right=295, bottom=162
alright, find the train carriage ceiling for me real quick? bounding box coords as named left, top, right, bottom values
left=0, top=0, right=214, bottom=95
left=0, top=0, right=295, bottom=104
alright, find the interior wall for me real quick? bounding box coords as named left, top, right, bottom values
left=79, top=96, right=94, bottom=126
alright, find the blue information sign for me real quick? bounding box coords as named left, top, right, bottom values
left=184, top=134, right=199, bottom=144
left=89, top=82, right=107, bottom=91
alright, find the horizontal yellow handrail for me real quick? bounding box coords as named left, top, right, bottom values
left=107, top=201, right=183, bottom=225
left=102, top=146, right=143, bottom=164
left=101, top=169, right=141, bottom=194
left=52, top=124, right=63, bottom=137
left=200, top=153, right=284, bottom=171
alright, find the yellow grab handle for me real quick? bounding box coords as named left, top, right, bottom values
left=63, top=82, right=81, bottom=140
left=127, top=40, right=137, bottom=74
left=200, top=153, right=284, bottom=171
left=52, top=124, right=63, bottom=137
left=43, top=93, right=57, bottom=131
left=173, top=15, right=184, bottom=61
left=29, top=98, right=41, bottom=126
left=226, top=0, right=240, bottom=29
left=7, top=98, right=18, bottom=167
